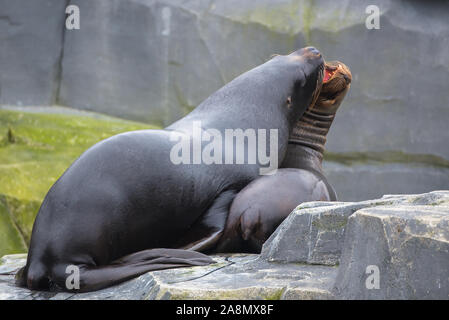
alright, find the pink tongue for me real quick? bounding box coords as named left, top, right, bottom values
left=323, top=69, right=333, bottom=82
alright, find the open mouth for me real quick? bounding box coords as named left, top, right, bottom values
left=323, top=67, right=336, bottom=83
left=319, top=62, right=351, bottom=101
left=304, top=61, right=351, bottom=113
left=323, top=64, right=338, bottom=83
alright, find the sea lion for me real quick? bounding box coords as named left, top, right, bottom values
left=214, top=61, right=352, bottom=253
left=16, top=47, right=324, bottom=292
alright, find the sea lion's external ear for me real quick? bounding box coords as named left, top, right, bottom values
left=286, top=96, right=292, bottom=109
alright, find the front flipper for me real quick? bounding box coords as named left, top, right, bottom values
left=178, top=190, right=237, bottom=252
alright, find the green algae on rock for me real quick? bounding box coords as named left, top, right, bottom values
left=0, top=108, right=156, bottom=256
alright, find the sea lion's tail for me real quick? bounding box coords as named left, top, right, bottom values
left=16, top=248, right=215, bottom=293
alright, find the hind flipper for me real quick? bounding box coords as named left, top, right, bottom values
left=49, top=248, right=215, bottom=292
left=178, top=190, right=237, bottom=252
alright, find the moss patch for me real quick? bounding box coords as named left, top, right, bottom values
left=235, top=0, right=362, bottom=38
left=324, top=150, right=449, bottom=168
left=265, top=288, right=285, bottom=300
left=0, top=108, right=157, bottom=256
left=244, top=0, right=302, bottom=35
left=0, top=197, right=28, bottom=254
left=311, top=215, right=348, bottom=231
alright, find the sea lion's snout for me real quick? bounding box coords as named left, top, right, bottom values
left=322, top=61, right=352, bottom=87
left=314, top=61, right=352, bottom=114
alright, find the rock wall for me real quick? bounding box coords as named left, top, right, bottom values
left=1, top=0, right=449, bottom=201
left=0, top=0, right=67, bottom=105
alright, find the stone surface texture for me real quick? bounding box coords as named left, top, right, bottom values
left=1, top=191, right=448, bottom=300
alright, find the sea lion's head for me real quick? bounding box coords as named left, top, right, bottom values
left=287, top=60, right=352, bottom=157
left=283, top=47, right=325, bottom=120
left=313, top=61, right=352, bottom=115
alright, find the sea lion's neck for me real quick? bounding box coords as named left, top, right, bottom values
left=282, top=109, right=335, bottom=173
left=289, top=108, right=335, bottom=154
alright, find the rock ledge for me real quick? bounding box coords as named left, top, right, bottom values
left=0, top=191, right=448, bottom=300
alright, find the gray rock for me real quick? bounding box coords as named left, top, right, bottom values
left=0, top=191, right=448, bottom=300
left=0, top=254, right=337, bottom=300
left=316, top=2, right=449, bottom=161
left=333, top=205, right=449, bottom=299
left=0, top=0, right=67, bottom=106
left=59, top=0, right=222, bottom=124
left=0, top=253, right=27, bottom=275
left=0, top=254, right=32, bottom=300
left=145, top=255, right=336, bottom=300
left=58, top=0, right=295, bottom=125
left=261, top=191, right=449, bottom=265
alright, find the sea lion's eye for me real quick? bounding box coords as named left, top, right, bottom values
left=286, top=96, right=292, bottom=107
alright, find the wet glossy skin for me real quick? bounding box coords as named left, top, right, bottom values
left=17, top=47, right=324, bottom=292
left=214, top=61, right=352, bottom=253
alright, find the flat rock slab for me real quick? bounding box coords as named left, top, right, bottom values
left=261, top=191, right=449, bottom=266
left=0, top=254, right=337, bottom=300
left=1, top=191, right=447, bottom=300
left=333, top=205, right=449, bottom=299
